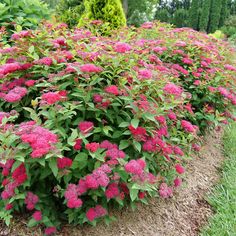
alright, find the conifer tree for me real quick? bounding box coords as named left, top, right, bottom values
left=208, top=0, right=223, bottom=33
left=189, top=0, right=200, bottom=30
left=199, top=0, right=211, bottom=32
left=80, top=0, right=126, bottom=29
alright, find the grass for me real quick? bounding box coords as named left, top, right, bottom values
left=201, top=123, right=236, bottom=236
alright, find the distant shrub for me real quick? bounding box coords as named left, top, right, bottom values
left=56, top=0, right=84, bottom=27
left=79, top=0, right=126, bottom=34
left=221, top=15, right=236, bottom=38
left=0, top=0, right=50, bottom=36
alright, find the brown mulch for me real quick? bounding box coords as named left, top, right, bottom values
left=0, top=129, right=224, bottom=236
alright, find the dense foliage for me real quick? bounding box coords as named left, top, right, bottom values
left=155, top=0, right=236, bottom=34
left=79, top=0, right=126, bottom=32
left=0, top=21, right=236, bottom=235
left=0, top=0, right=50, bottom=36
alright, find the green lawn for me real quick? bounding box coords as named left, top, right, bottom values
left=201, top=123, right=236, bottom=236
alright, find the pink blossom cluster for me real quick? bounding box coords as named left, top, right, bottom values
left=41, top=91, right=63, bottom=105
left=125, top=159, right=146, bottom=175
left=17, top=121, right=58, bottom=158
left=105, top=182, right=120, bottom=199
left=129, top=125, right=147, bottom=141
left=64, top=184, right=83, bottom=209
left=0, top=62, right=21, bottom=76
left=35, top=57, right=53, bottom=66
left=57, top=157, right=73, bottom=169
left=86, top=205, right=107, bottom=222
left=3, top=86, right=27, bottom=102
left=78, top=121, right=94, bottom=134
left=80, top=63, right=103, bottom=73
left=114, top=42, right=132, bottom=53
left=104, top=85, right=120, bottom=96
left=25, top=192, right=39, bottom=210
left=159, top=183, right=173, bottom=198
left=163, top=83, right=183, bottom=97
left=181, top=120, right=198, bottom=133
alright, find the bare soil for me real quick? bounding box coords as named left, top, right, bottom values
left=0, top=129, right=224, bottom=236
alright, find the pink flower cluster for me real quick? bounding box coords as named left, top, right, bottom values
left=85, top=142, right=100, bottom=152
left=25, top=192, right=39, bottom=210
left=32, top=211, right=42, bottom=221
left=64, top=184, right=83, bottom=209
left=104, top=85, right=120, bottom=96
left=17, top=121, right=58, bottom=158
left=125, top=159, right=146, bottom=175
left=57, top=157, right=73, bottom=169
left=80, top=64, right=103, bottom=73
left=3, top=86, right=27, bottom=102
left=163, top=83, right=183, bottom=97
left=181, top=120, right=198, bottom=133
left=78, top=121, right=94, bottom=134
left=114, top=42, right=132, bottom=53
left=41, top=92, right=63, bottom=105
left=129, top=125, right=147, bottom=142
left=159, top=183, right=173, bottom=198
left=86, top=205, right=107, bottom=222
left=35, top=57, right=53, bottom=66
left=0, top=62, right=21, bottom=76
left=105, top=182, right=120, bottom=199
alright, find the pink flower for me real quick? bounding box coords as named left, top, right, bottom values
left=138, top=69, right=152, bottom=79
left=44, top=227, right=56, bottom=235
left=25, top=192, right=39, bottom=210
left=114, top=42, right=132, bottom=53
left=174, top=177, right=182, bottom=187
left=4, top=86, right=27, bottom=103
left=5, top=203, right=13, bottom=210
left=93, top=94, right=103, bottom=103
left=129, top=125, right=147, bottom=141
left=57, top=157, right=73, bottom=169
left=12, top=163, right=27, bottom=185
left=159, top=183, right=173, bottom=198
left=25, top=80, right=36, bottom=87
left=86, top=205, right=107, bottom=222
left=80, top=64, right=102, bottom=73
left=78, top=121, right=94, bottom=134
left=85, top=175, right=99, bottom=189
left=35, top=57, right=53, bottom=66
left=192, top=143, right=201, bottom=151
left=163, top=83, right=183, bottom=97
left=106, top=148, right=125, bottom=160
left=85, top=142, right=100, bottom=152
left=67, top=198, right=83, bottom=209
left=105, top=183, right=120, bottom=199
left=138, top=192, right=146, bottom=199
left=32, top=211, right=42, bottom=221
left=175, top=164, right=185, bottom=174
left=104, top=85, right=119, bottom=96
left=181, top=120, right=197, bottom=133
left=42, top=92, right=61, bottom=105
left=141, top=22, right=154, bottom=29
left=193, top=80, right=201, bottom=86
left=74, top=139, right=82, bottom=150
left=124, top=159, right=146, bottom=175
left=86, top=208, right=97, bottom=222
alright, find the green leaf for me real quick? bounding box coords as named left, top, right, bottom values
left=130, top=188, right=139, bottom=201
left=119, top=140, right=130, bottom=150
left=71, top=153, right=88, bottom=170
left=48, top=157, right=58, bottom=177
left=119, top=122, right=129, bottom=128
left=133, top=141, right=142, bottom=152
left=28, top=45, right=34, bottom=54
left=27, top=218, right=37, bottom=227
left=131, top=118, right=139, bottom=128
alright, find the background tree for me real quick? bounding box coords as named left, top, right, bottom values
left=199, top=0, right=211, bottom=32
left=172, top=8, right=188, bottom=27
left=79, top=0, right=126, bottom=29
left=219, top=0, right=230, bottom=27
left=189, top=0, right=200, bottom=30
left=208, top=0, right=223, bottom=33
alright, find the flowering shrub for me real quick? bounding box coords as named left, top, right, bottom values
left=0, top=21, right=235, bottom=234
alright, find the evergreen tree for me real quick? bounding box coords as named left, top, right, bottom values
left=189, top=0, right=200, bottom=30
left=219, top=0, right=229, bottom=27
left=80, top=0, right=126, bottom=29
left=155, top=8, right=170, bottom=23
left=208, top=0, right=223, bottom=33
left=172, top=8, right=188, bottom=27
left=199, top=0, right=211, bottom=32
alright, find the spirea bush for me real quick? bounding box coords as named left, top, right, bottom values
left=0, top=21, right=236, bottom=234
